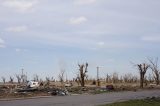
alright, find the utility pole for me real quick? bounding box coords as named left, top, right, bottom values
left=66, top=73, right=68, bottom=82
left=97, top=67, right=100, bottom=87
left=22, top=68, right=24, bottom=76
left=21, top=68, right=24, bottom=83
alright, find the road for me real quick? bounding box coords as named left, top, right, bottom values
left=0, top=90, right=160, bottom=106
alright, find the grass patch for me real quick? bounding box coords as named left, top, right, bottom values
left=100, top=97, right=160, bottom=106
left=93, top=90, right=108, bottom=94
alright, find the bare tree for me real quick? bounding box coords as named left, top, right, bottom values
left=137, top=63, right=149, bottom=88
left=112, top=72, right=119, bottom=83
left=132, top=75, right=138, bottom=83
left=15, top=74, right=21, bottom=84
left=123, top=73, right=136, bottom=83
left=1, top=77, right=6, bottom=84
left=77, top=63, right=88, bottom=87
left=148, top=73, right=154, bottom=83
left=105, top=74, right=112, bottom=83
left=20, top=69, right=28, bottom=83
left=148, top=58, right=160, bottom=85
left=9, top=76, right=14, bottom=84
left=21, top=74, right=25, bottom=83
left=33, top=74, right=39, bottom=82
left=58, top=70, right=65, bottom=86
left=123, top=74, right=129, bottom=83
left=45, top=77, right=50, bottom=88
left=75, top=78, right=80, bottom=86
left=105, top=74, right=109, bottom=83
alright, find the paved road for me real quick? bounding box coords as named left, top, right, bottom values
left=0, top=90, right=160, bottom=106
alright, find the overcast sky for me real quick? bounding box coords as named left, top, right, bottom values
left=0, top=0, right=160, bottom=81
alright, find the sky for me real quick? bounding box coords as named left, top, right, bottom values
left=0, top=0, right=160, bottom=81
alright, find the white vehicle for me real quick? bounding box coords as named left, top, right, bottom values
left=27, top=81, right=39, bottom=88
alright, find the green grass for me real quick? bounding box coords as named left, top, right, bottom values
left=100, top=97, right=160, bottom=106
